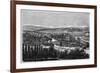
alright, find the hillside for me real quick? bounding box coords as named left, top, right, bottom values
left=22, top=25, right=89, bottom=61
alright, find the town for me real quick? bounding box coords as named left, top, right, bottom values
left=22, top=27, right=89, bottom=62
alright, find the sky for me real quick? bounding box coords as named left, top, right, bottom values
left=21, top=9, right=89, bottom=28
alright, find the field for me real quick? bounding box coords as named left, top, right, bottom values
left=22, top=26, right=89, bottom=62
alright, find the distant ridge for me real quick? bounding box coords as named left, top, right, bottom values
left=23, top=25, right=47, bottom=31
left=23, top=25, right=89, bottom=33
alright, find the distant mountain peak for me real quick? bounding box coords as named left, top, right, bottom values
left=23, top=24, right=89, bottom=32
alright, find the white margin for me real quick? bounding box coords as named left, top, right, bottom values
left=16, top=4, right=94, bottom=69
